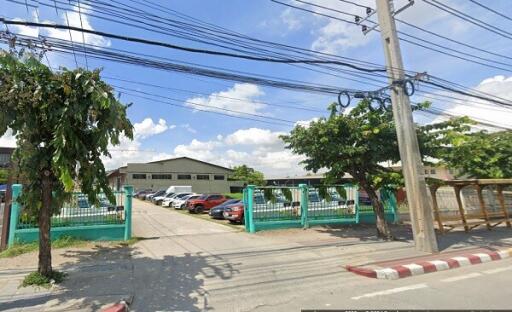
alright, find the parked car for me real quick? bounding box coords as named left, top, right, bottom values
left=172, top=194, right=202, bottom=209
left=162, top=192, right=193, bottom=207
left=187, top=194, right=228, bottom=213
left=152, top=192, right=176, bottom=205
left=146, top=190, right=165, bottom=201
left=209, top=199, right=241, bottom=219
left=135, top=189, right=152, bottom=199
left=223, top=202, right=244, bottom=224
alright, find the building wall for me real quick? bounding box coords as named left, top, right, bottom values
left=110, top=158, right=243, bottom=194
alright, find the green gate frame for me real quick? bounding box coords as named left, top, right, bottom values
left=7, top=184, right=132, bottom=246
left=243, top=184, right=397, bottom=232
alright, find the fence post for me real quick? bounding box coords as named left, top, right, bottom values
left=7, top=184, right=22, bottom=247
left=246, top=185, right=255, bottom=233
left=123, top=185, right=133, bottom=240
left=353, top=184, right=360, bottom=224
left=299, top=184, right=309, bottom=229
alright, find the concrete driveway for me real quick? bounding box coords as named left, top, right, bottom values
left=1, top=199, right=512, bottom=311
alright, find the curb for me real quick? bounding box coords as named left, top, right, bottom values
left=346, top=247, right=512, bottom=280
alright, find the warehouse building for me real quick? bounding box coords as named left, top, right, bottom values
left=107, top=156, right=243, bottom=194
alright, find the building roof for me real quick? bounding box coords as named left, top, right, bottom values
left=266, top=173, right=352, bottom=180
left=110, top=156, right=233, bottom=174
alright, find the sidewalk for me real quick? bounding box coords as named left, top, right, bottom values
left=1, top=202, right=511, bottom=311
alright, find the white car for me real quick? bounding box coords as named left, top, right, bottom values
left=153, top=192, right=176, bottom=205
left=172, top=194, right=201, bottom=209
left=162, top=192, right=193, bottom=207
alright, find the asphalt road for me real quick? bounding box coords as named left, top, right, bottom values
left=130, top=199, right=512, bottom=311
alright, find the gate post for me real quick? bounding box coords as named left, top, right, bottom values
left=123, top=185, right=133, bottom=240
left=7, top=184, right=22, bottom=247
left=299, top=184, right=309, bottom=229
left=246, top=185, right=256, bottom=233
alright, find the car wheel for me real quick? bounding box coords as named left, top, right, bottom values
left=194, top=205, right=204, bottom=214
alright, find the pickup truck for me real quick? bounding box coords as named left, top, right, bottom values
left=187, top=194, right=229, bottom=213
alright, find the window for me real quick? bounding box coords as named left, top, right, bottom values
left=214, top=175, right=225, bottom=180
left=208, top=195, right=222, bottom=200
left=430, top=169, right=436, bottom=174
left=132, top=174, right=147, bottom=179
left=196, top=174, right=210, bottom=180
left=424, top=169, right=429, bottom=174
left=152, top=174, right=172, bottom=180
left=178, top=174, right=192, bottom=180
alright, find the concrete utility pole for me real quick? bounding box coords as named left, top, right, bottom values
left=375, top=0, right=438, bottom=253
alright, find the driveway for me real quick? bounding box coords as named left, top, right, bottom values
left=1, top=199, right=512, bottom=311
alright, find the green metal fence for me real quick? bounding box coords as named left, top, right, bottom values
left=8, top=184, right=132, bottom=246
left=358, top=188, right=398, bottom=224
left=243, top=184, right=397, bottom=232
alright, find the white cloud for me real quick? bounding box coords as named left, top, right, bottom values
left=224, top=128, right=285, bottom=145
left=134, top=118, right=173, bottom=139
left=180, top=124, right=197, bottom=134
left=295, top=117, right=319, bottom=128
left=281, top=8, right=303, bottom=31
left=163, top=128, right=309, bottom=177
left=103, top=118, right=174, bottom=169
left=0, top=130, right=17, bottom=148
left=424, top=75, right=512, bottom=130
left=185, top=83, right=266, bottom=116
left=11, top=6, right=110, bottom=47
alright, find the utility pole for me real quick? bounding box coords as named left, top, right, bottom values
left=375, top=0, right=438, bottom=253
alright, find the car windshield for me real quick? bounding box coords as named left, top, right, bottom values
left=197, top=195, right=208, bottom=200
left=254, top=194, right=266, bottom=205
left=165, top=193, right=175, bottom=198
left=308, top=192, right=321, bottom=202
left=188, top=195, right=201, bottom=200
left=176, top=193, right=191, bottom=198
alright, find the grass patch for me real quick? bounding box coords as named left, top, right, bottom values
left=224, top=193, right=243, bottom=200
left=0, top=236, right=88, bottom=258
left=0, top=242, right=38, bottom=258
left=21, top=271, right=66, bottom=288
left=118, top=236, right=142, bottom=246
left=172, top=208, right=244, bottom=230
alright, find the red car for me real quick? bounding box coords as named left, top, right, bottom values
left=187, top=194, right=228, bottom=213
left=223, top=202, right=244, bottom=224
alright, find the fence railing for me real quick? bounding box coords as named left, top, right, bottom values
left=243, top=184, right=397, bottom=232
left=8, top=184, right=133, bottom=246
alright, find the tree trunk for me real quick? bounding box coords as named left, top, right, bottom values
left=365, top=186, right=393, bottom=239
left=38, top=170, right=52, bottom=277
left=352, top=171, right=393, bottom=240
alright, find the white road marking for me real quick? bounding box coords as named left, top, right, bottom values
left=483, top=266, right=512, bottom=275
left=451, top=256, right=471, bottom=266
left=474, top=253, right=492, bottom=263
left=376, top=268, right=399, bottom=280
left=351, top=283, right=428, bottom=300
left=402, top=263, right=424, bottom=276
left=429, top=260, right=450, bottom=271
left=441, top=272, right=482, bottom=283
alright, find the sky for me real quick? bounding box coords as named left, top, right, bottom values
left=1, top=0, right=511, bottom=178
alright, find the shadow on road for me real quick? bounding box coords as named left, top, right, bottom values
left=1, top=242, right=239, bottom=311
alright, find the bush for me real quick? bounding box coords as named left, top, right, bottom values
left=21, top=271, right=66, bottom=288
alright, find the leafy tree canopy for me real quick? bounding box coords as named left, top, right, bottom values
left=281, top=99, right=472, bottom=237
left=231, top=165, right=266, bottom=186
left=0, top=51, right=133, bottom=275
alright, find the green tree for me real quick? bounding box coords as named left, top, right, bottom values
left=231, top=165, right=265, bottom=186
left=435, top=130, right=512, bottom=178
left=0, top=168, right=8, bottom=184
left=281, top=100, right=470, bottom=238
left=0, top=51, right=133, bottom=277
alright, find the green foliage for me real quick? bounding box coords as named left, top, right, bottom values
left=0, top=168, right=8, bottom=184
left=434, top=130, right=512, bottom=178
left=223, top=193, right=243, bottom=200
left=231, top=165, right=266, bottom=186
left=0, top=51, right=133, bottom=218
left=21, top=271, right=66, bottom=288
left=0, top=236, right=88, bottom=258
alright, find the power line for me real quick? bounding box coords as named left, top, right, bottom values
left=0, top=17, right=389, bottom=73
left=423, top=0, right=512, bottom=41
left=468, top=0, right=512, bottom=23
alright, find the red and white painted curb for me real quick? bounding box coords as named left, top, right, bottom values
left=346, top=247, right=512, bottom=280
